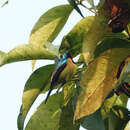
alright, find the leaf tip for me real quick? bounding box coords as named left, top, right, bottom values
left=31, top=60, right=36, bottom=71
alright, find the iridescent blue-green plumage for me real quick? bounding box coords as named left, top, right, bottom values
left=45, top=52, right=77, bottom=104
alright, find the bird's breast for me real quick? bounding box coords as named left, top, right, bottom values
left=59, top=59, right=77, bottom=82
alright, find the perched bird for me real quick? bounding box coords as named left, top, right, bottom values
left=45, top=52, right=77, bottom=104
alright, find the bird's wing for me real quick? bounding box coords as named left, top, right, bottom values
left=44, top=63, right=67, bottom=104
left=54, top=56, right=60, bottom=66
left=51, top=63, right=66, bottom=82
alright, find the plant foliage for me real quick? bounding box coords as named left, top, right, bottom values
left=1, top=0, right=130, bottom=130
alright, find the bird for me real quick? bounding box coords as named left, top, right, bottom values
left=45, top=52, right=77, bottom=104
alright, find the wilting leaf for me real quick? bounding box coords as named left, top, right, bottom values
left=80, top=109, right=105, bottom=130
left=29, top=4, right=73, bottom=69
left=25, top=93, right=63, bottom=130
left=103, top=0, right=130, bottom=33
left=74, top=47, right=130, bottom=120
left=67, top=0, right=84, bottom=17
left=0, top=44, right=55, bottom=67
left=82, top=15, right=109, bottom=64
left=17, top=64, right=55, bottom=130
left=59, top=16, right=95, bottom=56
left=108, top=106, right=130, bottom=130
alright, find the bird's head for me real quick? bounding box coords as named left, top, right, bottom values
left=60, top=52, right=75, bottom=64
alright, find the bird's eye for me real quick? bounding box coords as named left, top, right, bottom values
left=60, top=53, right=68, bottom=59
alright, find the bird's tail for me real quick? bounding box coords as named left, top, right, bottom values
left=44, top=84, right=53, bottom=104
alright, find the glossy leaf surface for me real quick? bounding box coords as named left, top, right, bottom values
left=17, top=64, right=55, bottom=130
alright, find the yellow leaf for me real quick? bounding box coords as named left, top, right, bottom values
left=0, top=44, right=55, bottom=67
left=74, top=48, right=130, bottom=120
left=82, top=15, right=109, bottom=64
left=124, top=122, right=130, bottom=130
left=29, top=4, right=73, bottom=69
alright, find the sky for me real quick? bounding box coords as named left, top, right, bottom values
left=0, top=0, right=94, bottom=130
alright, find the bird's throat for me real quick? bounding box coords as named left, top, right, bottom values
left=68, top=58, right=73, bottom=63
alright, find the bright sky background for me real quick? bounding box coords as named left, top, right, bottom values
left=0, top=0, right=94, bottom=130
left=0, top=0, right=129, bottom=130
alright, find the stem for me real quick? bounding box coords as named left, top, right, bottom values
left=79, top=2, right=97, bottom=15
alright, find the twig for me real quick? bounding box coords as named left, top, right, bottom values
left=79, top=2, right=97, bottom=15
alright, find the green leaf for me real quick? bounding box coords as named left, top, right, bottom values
left=59, top=99, right=80, bottom=130
left=115, top=69, right=130, bottom=89
left=127, top=22, right=130, bottom=38
left=86, top=0, right=95, bottom=8
left=59, top=82, right=79, bottom=129
left=30, top=4, right=73, bottom=45
left=94, top=38, right=130, bottom=58
left=1, top=1, right=8, bottom=7
left=101, top=94, right=128, bottom=120
left=63, top=82, right=76, bottom=106
left=0, top=44, right=55, bottom=67
left=82, top=15, right=108, bottom=64
left=29, top=4, right=73, bottom=69
left=44, top=42, right=59, bottom=56
left=59, top=16, right=95, bottom=56
left=25, top=93, right=63, bottom=130
left=125, top=62, right=130, bottom=74
left=0, top=51, right=5, bottom=59
left=17, top=64, right=55, bottom=130
left=121, top=71, right=130, bottom=83
left=108, top=106, right=130, bottom=130
left=96, top=0, right=105, bottom=10
left=17, top=105, right=24, bottom=130
left=67, top=0, right=84, bottom=17
left=80, top=109, right=105, bottom=130
left=26, top=84, right=79, bottom=130
left=104, top=32, right=129, bottom=39
left=114, top=56, right=130, bottom=95
left=124, top=0, right=130, bottom=7
left=59, top=82, right=80, bottom=130
left=74, top=47, right=130, bottom=120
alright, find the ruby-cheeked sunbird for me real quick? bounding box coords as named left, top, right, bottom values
left=45, top=52, right=77, bottom=104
